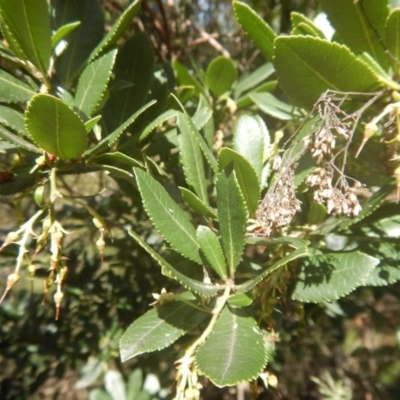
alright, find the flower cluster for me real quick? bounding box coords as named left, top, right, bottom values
left=256, top=168, right=301, bottom=236
left=305, top=168, right=362, bottom=217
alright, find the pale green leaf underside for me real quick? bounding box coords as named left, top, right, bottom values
left=25, top=94, right=87, bottom=160
left=128, top=229, right=219, bottom=297
left=292, top=251, right=379, bottom=303
left=179, top=187, right=216, bottom=218
left=197, top=225, right=227, bottom=278
left=120, top=301, right=209, bottom=362
left=51, top=21, right=81, bottom=49
left=195, top=306, right=267, bottom=387
left=133, top=168, right=202, bottom=264
left=250, top=92, right=302, bottom=120
left=234, top=63, right=275, bottom=98
left=273, top=36, right=382, bottom=109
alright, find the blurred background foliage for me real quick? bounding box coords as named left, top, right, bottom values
left=1, top=0, right=400, bottom=399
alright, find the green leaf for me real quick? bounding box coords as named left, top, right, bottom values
left=128, top=229, right=219, bottom=297
left=53, top=0, right=104, bottom=84
left=321, top=0, right=390, bottom=70
left=138, top=109, right=179, bottom=142
left=87, top=152, right=144, bottom=170
left=172, top=94, right=218, bottom=173
left=233, top=115, right=268, bottom=182
left=291, top=12, right=324, bottom=38
left=227, top=292, right=254, bottom=307
left=233, top=1, right=277, bottom=62
left=273, top=36, right=382, bottom=109
left=0, top=69, right=37, bottom=103
left=85, top=100, right=156, bottom=156
left=235, top=247, right=308, bottom=294
left=245, top=236, right=309, bottom=249
left=197, top=226, right=227, bottom=279
left=88, top=0, right=141, bottom=62
left=84, top=115, right=102, bottom=133
left=218, top=148, right=260, bottom=217
left=103, top=33, right=154, bottom=133
left=195, top=306, right=267, bottom=387
left=0, top=125, right=40, bottom=153
left=236, top=81, right=278, bottom=109
left=120, top=301, right=209, bottom=362
left=0, top=106, right=27, bottom=136
left=0, top=0, right=51, bottom=74
left=133, top=167, right=202, bottom=264
left=104, top=370, right=126, bottom=400
left=216, top=166, right=248, bottom=275
left=75, top=50, right=117, bottom=119
left=179, top=187, right=216, bottom=218
left=361, top=242, right=400, bottom=286
left=0, top=173, right=36, bottom=196
left=25, top=94, right=87, bottom=160
left=126, top=369, right=143, bottom=400
left=51, top=21, right=81, bottom=49
left=250, top=92, right=302, bottom=120
left=233, top=63, right=275, bottom=99
left=292, top=251, right=379, bottom=303
left=172, top=60, right=204, bottom=96
left=177, top=113, right=208, bottom=204
left=385, top=9, right=400, bottom=71
left=206, top=56, right=237, bottom=97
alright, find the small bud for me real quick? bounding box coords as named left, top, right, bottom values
left=54, top=291, right=64, bottom=320
left=27, top=264, right=36, bottom=277
left=0, top=231, right=19, bottom=251
left=0, top=272, right=20, bottom=304
left=92, top=217, right=104, bottom=230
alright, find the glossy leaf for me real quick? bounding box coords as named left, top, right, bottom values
left=51, top=21, right=81, bottom=49
left=177, top=113, right=208, bottom=204
left=85, top=100, right=156, bottom=156
left=103, top=33, right=154, bottom=133
left=0, top=0, right=51, bottom=74
left=218, top=148, right=260, bottom=217
left=84, top=116, right=102, bottom=133
left=75, top=50, right=117, bottom=119
left=292, top=252, right=379, bottom=303
left=87, top=152, right=144, bottom=170
left=250, top=92, right=302, bottom=120
left=179, top=187, right=216, bottom=218
left=53, top=0, right=104, bottom=84
left=233, top=1, right=276, bottom=62
left=273, top=36, right=382, bottom=109
left=197, top=226, right=227, bottom=278
left=0, top=125, right=40, bottom=153
left=25, top=94, right=87, bottom=160
left=206, top=56, right=237, bottom=97
left=195, top=306, right=267, bottom=387
left=235, top=247, right=309, bottom=294
left=216, top=166, right=248, bottom=275
left=133, top=167, right=202, bottom=264
left=0, top=69, right=36, bottom=103
left=233, top=115, right=268, bottom=182
left=291, top=12, right=324, bottom=38
left=321, top=0, right=390, bottom=70
left=0, top=106, right=27, bottom=136
left=234, top=63, right=275, bottom=99
left=120, top=301, right=209, bottom=362
left=129, top=229, right=219, bottom=297
left=88, top=0, right=141, bottom=62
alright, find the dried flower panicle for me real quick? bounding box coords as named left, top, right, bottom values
left=306, top=167, right=362, bottom=217
left=255, top=168, right=301, bottom=236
